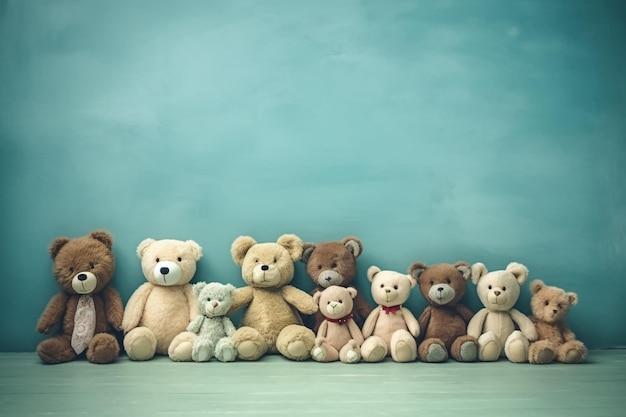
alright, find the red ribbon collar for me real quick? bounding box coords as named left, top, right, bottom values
left=381, top=305, right=402, bottom=315
left=326, top=312, right=354, bottom=324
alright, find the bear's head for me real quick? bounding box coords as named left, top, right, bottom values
left=136, top=238, right=203, bottom=286
left=471, top=262, right=529, bottom=311
left=231, top=234, right=303, bottom=288
left=530, top=279, right=578, bottom=324
left=313, top=285, right=357, bottom=321
left=367, top=266, right=417, bottom=307
left=408, top=261, right=471, bottom=307
left=301, top=237, right=362, bottom=289
left=49, top=230, right=115, bottom=295
left=193, top=282, right=236, bottom=318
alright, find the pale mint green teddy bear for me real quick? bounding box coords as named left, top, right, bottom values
left=188, top=282, right=237, bottom=362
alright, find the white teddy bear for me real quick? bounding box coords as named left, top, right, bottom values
left=187, top=282, right=237, bottom=362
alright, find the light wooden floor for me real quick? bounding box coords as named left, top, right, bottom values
left=1, top=350, right=625, bottom=417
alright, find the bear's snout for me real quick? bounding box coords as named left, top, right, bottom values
left=152, top=261, right=183, bottom=286
left=72, top=271, right=98, bottom=294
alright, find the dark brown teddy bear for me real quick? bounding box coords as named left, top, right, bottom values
left=301, top=237, right=372, bottom=332
left=408, top=261, right=478, bottom=362
left=36, top=230, right=124, bottom=364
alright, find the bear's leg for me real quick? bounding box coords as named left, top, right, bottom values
left=37, top=335, right=77, bottom=364
left=191, top=335, right=214, bottom=362
left=86, top=333, right=120, bottom=364
left=556, top=340, right=587, bottom=364
left=504, top=330, right=530, bottom=363
left=276, top=324, right=316, bottom=361
left=418, top=338, right=448, bottom=363
left=232, top=326, right=267, bottom=361
left=389, top=329, right=417, bottom=363
left=215, top=337, right=236, bottom=363
left=339, top=339, right=361, bottom=364
left=477, top=331, right=501, bottom=361
left=528, top=340, right=555, bottom=364
left=450, top=335, right=478, bottom=362
left=361, top=336, right=388, bottom=362
left=311, top=337, right=339, bottom=362
left=123, top=327, right=157, bottom=361
left=168, top=331, right=196, bottom=362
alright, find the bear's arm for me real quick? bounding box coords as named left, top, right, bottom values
left=509, top=308, right=538, bottom=341
left=227, top=286, right=254, bottom=315
left=455, top=304, right=475, bottom=324
left=36, top=292, right=69, bottom=334
left=401, top=307, right=420, bottom=338
left=347, top=319, right=364, bottom=344
left=187, top=315, right=204, bottom=334
left=417, top=307, right=432, bottom=337
left=103, top=286, right=124, bottom=331
left=467, top=308, right=489, bottom=338
left=316, top=320, right=329, bottom=339
left=361, top=308, right=380, bottom=338
left=353, top=292, right=373, bottom=323
left=121, top=282, right=153, bottom=333
left=222, top=317, right=237, bottom=337
left=183, top=284, right=200, bottom=321
left=281, top=285, right=318, bottom=315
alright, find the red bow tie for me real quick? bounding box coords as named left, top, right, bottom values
left=327, top=313, right=354, bottom=324
left=381, top=305, right=401, bottom=315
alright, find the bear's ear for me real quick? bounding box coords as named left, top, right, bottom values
left=367, top=266, right=381, bottom=283
left=313, top=290, right=322, bottom=305
left=567, top=292, right=579, bottom=306
left=530, top=279, right=544, bottom=294
left=301, top=243, right=316, bottom=264
left=471, top=263, right=488, bottom=284
left=136, top=238, right=155, bottom=259
left=406, top=274, right=418, bottom=289
left=277, top=234, right=303, bottom=261
left=347, top=287, right=358, bottom=299
left=186, top=240, right=203, bottom=261
left=90, top=230, right=114, bottom=250
left=454, top=261, right=471, bottom=281
left=193, top=282, right=207, bottom=297
left=506, top=262, right=529, bottom=285
left=231, top=236, right=257, bottom=266
left=408, top=262, right=427, bottom=281
left=342, top=236, right=363, bottom=258
left=225, top=283, right=236, bottom=296
left=49, top=237, right=70, bottom=259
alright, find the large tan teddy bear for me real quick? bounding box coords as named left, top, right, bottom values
left=229, top=234, right=318, bottom=361
left=122, top=238, right=203, bottom=361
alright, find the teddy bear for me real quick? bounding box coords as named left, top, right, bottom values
left=36, top=230, right=124, bottom=364
left=122, top=238, right=203, bottom=361
left=300, top=236, right=372, bottom=332
left=187, top=282, right=237, bottom=362
left=528, top=279, right=587, bottom=364
left=408, top=261, right=478, bottom=362
left=360, top=266, right=420, bottom=363
left=311, top=285, right=364, bottom=363
left=229, top=234, right=318, bottom=361
left=467, top=262, right=538, bottom=363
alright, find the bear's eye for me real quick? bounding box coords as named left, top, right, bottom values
left=177, top=257, right=182, bottom=262
left=331, top=262, right=337, bottom=268
left=488, top=285, right=492, bottom=290
left=89, top=262, right=95, bottom=270
left=502, top=287, right=507, bottom=291
left=446, top=279, right=451, bottom=284
left=318, top=265, right=323, bottom=270
left=156, top=258, right=160, bottom=262
left=380, top=284, right=384, bottom=288
left=69, top=267, right=75, bottom=273
left=393, top=285, right=398, bottom=290
left=254, top=258, right=259, bottom=263
left=557, top=303, right=563, bottom=309
left=273, top=257, right=277, bottom=263
left=544, top=300, right=550, bottom=306
left=327, top=301, right=331, bottom=305
left=430, top=281, right=434, bottom=286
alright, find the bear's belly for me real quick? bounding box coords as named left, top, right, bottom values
left=325, top=322, right=353, bottom=351
left=484, top=311, right=515, bottom=345
left=373, top=311, right=409, bottom=347
left=241, top=290, right=300, bottom=349
left=425, top=308, right=467, bottom=347
left=141, top=286, right=191, bottom=353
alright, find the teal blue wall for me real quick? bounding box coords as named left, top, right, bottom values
left=1, top=1, right=624, bottom=351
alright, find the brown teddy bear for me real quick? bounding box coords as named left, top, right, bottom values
left=311, top=285, right=364, bottom=363
left=229, top=234, right=318, bottom=361
left=408, top=261, right=478, bottom=362
left=36, top=230, right=124, bottom=364
left=528, top=279, right=587, bottom=364
left=301, top=236, right=372, bottom=331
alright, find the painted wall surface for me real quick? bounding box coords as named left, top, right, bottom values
left=1, top=0, right=624, bottom=352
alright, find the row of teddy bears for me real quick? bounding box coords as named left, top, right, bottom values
left=36, top=230, right=587, bottom=365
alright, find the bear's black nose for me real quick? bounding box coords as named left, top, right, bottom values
left=160, top=267, right=170, bottom=275
left=78, top=273, right=87, bottom=281
left=494, top=290, right=501, bottom=296
left=325, top=276, right=332, bottom=282
left=437, top=287, right=444, bottom=292
left=261, top=265, right=269, bottom=271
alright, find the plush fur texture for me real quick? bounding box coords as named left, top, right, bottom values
left=467, top=262, right=538, bottom=363
left=122, top=238, right=203, bottom=361
left=409, top=261, right=478, bottom=362
left=301, top=237, right=372, bottom=332
left=187, top=282, right=237, bottom=362
left=528, top=280, right=587, bottom=364
left=361, top=266, right=420, bottom=363
left=36, top=230, right=124, bottom=364
left=229, top=234, right=318, bottom=361
left=311, top=286, right=364, bottom=363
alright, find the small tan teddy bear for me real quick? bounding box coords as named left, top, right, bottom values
left=528, top=279, right=587, bottom=364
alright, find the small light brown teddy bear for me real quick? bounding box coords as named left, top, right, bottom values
left=528, top=279, right=587, bottom=364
